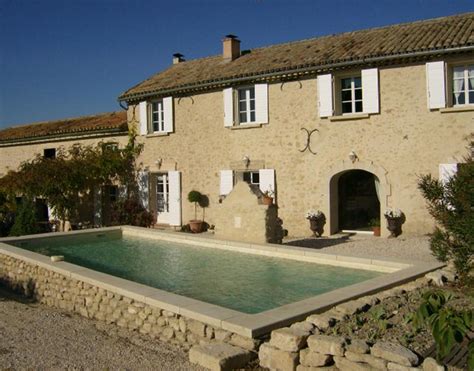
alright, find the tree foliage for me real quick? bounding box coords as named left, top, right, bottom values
left=9, top=197, right=39, bottom=236
left=418, top=138, right=474, bottom=283
left=0, top=133, right=152, bottom=227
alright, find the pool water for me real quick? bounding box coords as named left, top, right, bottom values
left=20, top=235, right=382, bottom=314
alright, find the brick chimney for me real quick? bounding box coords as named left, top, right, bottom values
left=173, top=53, right=185, bottom=64
left=223, top=35, right=240, bottom=61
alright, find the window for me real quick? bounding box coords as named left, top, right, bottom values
left=156, top=173, right=169, bottom=213
left=43, top=148, right=56, bottom=159
left=242, top=171, right=259, bottom=186
left=102, top=142, right=118, bottom=152
left=108, top=186, right=118, bottom=203
left=452, top=65, right=474, bottom=106
left=150, top=100, right=165, bottom=132
left=238, top=87, right=256, bottom=124
left=340, top=76, right=363, bottom=114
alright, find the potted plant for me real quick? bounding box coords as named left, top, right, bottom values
left=261, top=188, right=274, bottom=206
left=188, top=190, right=204, bottom=233
left=306, top=209, right=326, bottom=237
left=384, top=208, right=403, bottom=238
left=369, top=217, right=381, bottom=237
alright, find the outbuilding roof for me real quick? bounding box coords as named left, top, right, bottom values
left=0, top=111, right=128, bottom=144
left=119, top=12, right=474, bottom=102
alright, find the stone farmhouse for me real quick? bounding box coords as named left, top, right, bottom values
left=1, top=13, right=473, bottom=238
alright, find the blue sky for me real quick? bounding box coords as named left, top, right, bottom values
left=0, top=0, right=473, bottom=128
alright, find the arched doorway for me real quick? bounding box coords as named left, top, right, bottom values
left=337, top=170, right=380, bottom=231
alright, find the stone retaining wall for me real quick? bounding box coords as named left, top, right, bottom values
left=0, top=253, right=260, bottom=353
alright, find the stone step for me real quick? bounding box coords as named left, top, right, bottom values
left=189, top=343, right=256, bottom=371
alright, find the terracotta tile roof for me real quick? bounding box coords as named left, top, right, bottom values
left=119, top=13, right=474, bottom=102
left=0, top=111, right=128, bottom=143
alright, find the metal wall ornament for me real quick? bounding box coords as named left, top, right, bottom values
left=299, top=128, right=319, bottom=155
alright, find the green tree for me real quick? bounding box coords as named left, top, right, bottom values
left=418, top=137, right=473, bottom=283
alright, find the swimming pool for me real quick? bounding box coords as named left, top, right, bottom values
left=14, top=233, right=381, bottom=314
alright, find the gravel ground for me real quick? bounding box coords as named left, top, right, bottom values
left=284, top=234, right=437, bottom=262
left=0, top=286, right=203, bottom=370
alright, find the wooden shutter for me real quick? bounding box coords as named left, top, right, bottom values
left=137, top=171, right=149, bottom=210
left=220, top=170, right=234, bottom=195
left=426, top=61, right=446, bottom=109
left=168, top=171, right=182, bottom=226
left=259, top=169, right=275, bottom=195
left=139, top=101, right=148, bottom=135
left=255, top=83, right=269, bottom=124
left=317, top=74, right=333, bottom=117
left=439, top=163, right=457, bottom=185
left=362, top=68, right=379, bottom=114
left=223, top=88, right=234, bottom=127
left=163, top=96, right=174, bottom=133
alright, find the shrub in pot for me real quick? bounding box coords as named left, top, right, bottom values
left=369, top=217, right=381, bottom=237
left=188, top=190, right=204, bottom=233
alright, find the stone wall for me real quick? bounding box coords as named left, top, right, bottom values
left=0, top=252, right=260, bottom=353
left=214, top=181, right=283, bottom=244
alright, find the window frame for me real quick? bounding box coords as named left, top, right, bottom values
left=149, top=99, right=165, bottom=133
left=235, top=86, right=256, bottom=125
left=449, top=63, right=474, bottom=107
left=43, top=148, right=56, bottom=159
left=339, top=75, right=363, bottom=115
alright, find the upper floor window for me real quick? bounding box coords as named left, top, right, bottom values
left=151, top=100, right=165, bottom=132
left=242, top=171, right=259, bottom=186
left=138, top=97, right=174, bottom=135
left=43, top=148, right=56, bottom=159
left=238, top=87, right=256, bottom=124
left=317, top=69, right=379, bottom=118
left=452, top=65, right=474, bottom=106
left=102, top=142, right=118, bottom=152
left=223, top=84, right=268, bottom=127
left=340, top=76, right=363, bottom=114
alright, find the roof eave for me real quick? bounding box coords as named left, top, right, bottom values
left=118, top=45, right=474, bottom=103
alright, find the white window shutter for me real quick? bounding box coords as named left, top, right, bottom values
left=317, top=74, right=333, bottom=118
left=255, top=83, right=269, bottom=124
left=220, top=170, right=234, bottom=195
left=137, top=171, right=149, bottom=210
left=259, top=169, right=275, bottom=195
left=439, top=164, right=457, bottom=185
left=362, top=68, right=379, bottom=114
left=168, top=171, right=182, bottom=226
left=163, top=96, right=174, bottom=133
left=426, top=61, right=446, bottom=109
left=223, top=88, right=234, bottom=127
left=139, top=101, right=148, bottom=135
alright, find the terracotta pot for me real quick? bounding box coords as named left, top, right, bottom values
left=189, top=220, right=204, bottom=233
left=262, top=196, right=273, bottom=205
left=372, top=226, right=381, bottom=237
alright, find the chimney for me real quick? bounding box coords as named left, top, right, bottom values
left=173, top=53, right=185, bottom=64
left=223, top=34, right=240, bottom=61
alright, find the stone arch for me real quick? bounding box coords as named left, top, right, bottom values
left=321, top=160, right=391, bottom=236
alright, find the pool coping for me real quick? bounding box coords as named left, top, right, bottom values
left=0, top=226, right=444, bottom=338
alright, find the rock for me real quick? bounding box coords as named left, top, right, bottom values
left=345, top=351, right=388, bottom=369
left=334, top=299, right=371, bottom=316
left=325, top=309, right=348, bottom=322
left=347, top=340, right=370, bottom=354
left=439, top=270, right=456, bottom=282
left=422, top=357, right=444, bottom=371
left=296, top=365, right=337, bottom=371
left=188, top=319, right=206, bottom=337
left=306, top=314, right=336, bottom=331
left=307, top=335, right=346, bottom=356
left=300, top=348, right=332, bottom=367
left=205, top=326, right=214, bottom=339
left=269, top=327, right=311, bottom=352
left=258, top=343, right=299, bottom=371
left=334, top=356, right=377, bottom=370
left=291, top=321, right=315, bottom=333
left=425, top=271, right=445, bottom=286
left=371, top=342, right=419, bottom=366
left=387, top=362, right=421, bottom=370
left=178, top=317, right=187, bottom=333
left=161, top=327, right=175, bottom=340
left=214, top=329, right=232, bottom=342
left=229, top=334, right=261, bottom=351
left=189, top=343, right=255, bottom=371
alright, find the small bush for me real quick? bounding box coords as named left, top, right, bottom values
left=187, top=190, right=202, bottom=220
left=418, top=141, right=473, bottom=283
left=9, top=198, right=39, bottom=236
left=109, top=197, right=154, bottom=227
